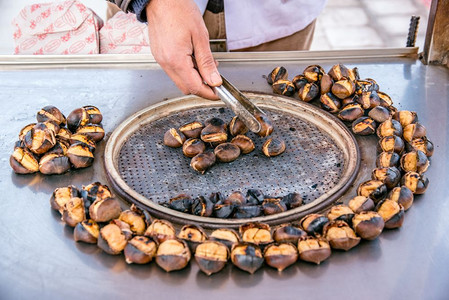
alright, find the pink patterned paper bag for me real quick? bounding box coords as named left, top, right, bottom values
left=12, top=0, right=103, bottom=55
left=99, top=11, right=150, bottom=54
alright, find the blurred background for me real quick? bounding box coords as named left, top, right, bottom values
left=0, top=0, right=431, bottom=55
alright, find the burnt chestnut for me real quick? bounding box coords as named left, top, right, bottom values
left=119, top=209, right=146, bottom=235
left=67, top=143, right=94, bottom=168
left=124, top=236, right=157, bottom=264
left=205, top=117, right=227, bottom=130
left=177, top=224, right=208, bottom=252
left=67, top=107, right=90, bottom=133
left=331, top=79, right=355, bottom=99
left=169, top=194, right=193, bottom=213
left=326, top=204, right=355, bottom=225
left=163, top=128, right=186, bottom=148
left=89, top=198, right=122, bottom=223
left=393, top=110, right=417, bottom=127
left=355, top=79, right=378, bottom=94
left=328, top=64, right=351, bottom=81
left=10, top=146, right=39, bottom=174
left=376, top=151, right=401, bottom=168
left=262, top=138, right=286, bottom=157
left=400, top=150, right=429, bottom=174
left=61, top=197, right=86, bottom=227
left=377, top=135, right=405, bottom=154
left=368, top=106, right=392, bottom=123
left=299, top=214, right=329, bottom=236
left=195, top=241, right=229, bottom=275
left=320, top=93, right=341, bottom=113
left=191, top=152, right=216, bottom=174
left=50, top=185, right=80, bottom=213
left=356, top=91, right=380, bottom=110
left=214, top=143, right=241, bottom=163
left=323, top=221, right=361, bottom=251
left=292, top=74, right=308, bottom=91
left=224, top=191, right=246, bottom=206
left=401, top=172, right=429, bottom=194
left=38, top=153, right=71, bottom=175
left=75, top=124, right=105, bottom=142
left=357, top=180, right=387, bottom=203
left=48, top=139, right=70, bottom=155
left=406, top=137, right=434, bottom=157
left=179, top=121, right=204, bottom=139
left=273, top=223, right=307, bottom=244
left=264, top=243, right=298, bottom=272
left=37, top=105, right=66, bottom=125
left=81, top=182, right=112, bottom=203
left=386, top=186, right=414, bottom=211
left=240, top=222, right=273, bottom=248
left=74, top=219, right=99, bottom=244
left=377, top=91, right=393, bottom=107
left=246, top=189, right=265, bottom=205
left=320, top=74, right=334, bottom=94
left=213, top=203, right=235, bottom=218
left=210, top=228, right=240, bottom=249
left=191, top=196, right=214, bottom=217
left=281, top=192, right=303, bottom=209
left=262, top=198, right=287, bottom=215
left=376, top=119, right=403, bottom=138
left=303, top=65, right=324, bottom=82
left=233, top=205, right=262, bottom=219
left=18, top=123, right=36, bottom=141
left=376, top=200, right=405, bottom=229
left=352, top=211, right=384, bottom=240
left=371, top=167, right=401, bottom=189
left=69, top=133, right=96, bottom=152
left=23, top=122, right=56, bottom=155
left=297, top=236, right=331, bottom=264
left=267, top=66, right=288, bottom=85
left=156, top=239, right=191, bottom=272
left=200, top=124, right=228, bottom=144
left=338, top=103, right=364, bottom=122
left=272, top=80, right=296, bottom=96
left=231, top=135, right=255, bottom=154
left=255, top=112, right=274, bottom=137
left=403, top=123, right=427, bottom=142
left=229, top=116, right=248, bottom=136
left=231, top=243, right=264, bottom=274
left=352, top=117, right=376, bottom=135
left=348, top=196, right=375, bottom=213
left=145, top=219, right=176, bottom=244
left=97, top=222, right=128, bottom=255
left=298, top=82, right=319, bottom=102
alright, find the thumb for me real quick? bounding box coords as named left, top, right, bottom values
left=193, top=33, right=222, bottom=87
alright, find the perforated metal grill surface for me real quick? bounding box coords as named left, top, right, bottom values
left=118, top=106, right=344, bottom=205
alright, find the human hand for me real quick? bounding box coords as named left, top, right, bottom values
left=146, top=0, right=222, bottom=100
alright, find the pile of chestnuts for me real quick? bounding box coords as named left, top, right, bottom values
left=163, top=114, right=286, bottom=174
left=162, top=189, right=304, bottom=219
left=10, top=105, right=105, bottom=175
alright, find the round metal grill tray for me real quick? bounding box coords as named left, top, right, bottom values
left=104, top=92, right=360, bottom=228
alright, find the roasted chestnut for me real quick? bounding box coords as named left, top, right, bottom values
left=229, top=116, right=248, bottom=136
left=400, top=150, right=429, bottom=174
left=48, top=138, right=70, bottom=155
left=352, top=117, right=376, bottom=136
left=299, top=214, right=329, bottom=236
left=18, top=123, right=36, bottom=141
left=119, top=209, right=146, bottom=235
left=163, top=128, right=186, bottom=148
left=356, top=91, right=380, bottom=109
left=267, top=66, right=288, bottom=85
left=23, top=122, right=56, bottom=155
left=191, top=152, right=216, bottom=174
left=376, top=151, right=400, bottom=168
left=82, top=105, right=103, bottom=124
left=145, top=219, right=176, bottom=243
left=377, top=91, right=393, bottom=107
left=376, top=200, right=405, bottom=229
left=205, top=117, right=227, bottom=130
left=231, top=243, right=264, bottom=274
left=331, top=79, right=355, bottom=99
left=281, top=192, right=303, bottom=209
left=262, top=138, right=286, bottom=157
left=124, top=236, right=157, bottom=264
left=233, top=205, right=262, bottom=219
left=320, top=93, right=341, bottom=113
left=393, top=110, right=417, bottom=127
left=368, top=106, right=392, bottom=123
left=209, top=192, right=224, bottom=204
left=297, top=236, right=331, bottom=264
left=246, top=189, right=265, bottom=205
left=328, top=64, right=351, bottom=81
left=273, top=223, right=307, bottom=244
left=376, top=119, right=403, bottom=138
left=168, top=193, right=193, bottom=213
left=177, top=224, right=208, bottom=252
left=97, top=222, right=128, bottom=255
left=214, top=142, right=241, bottom=162
left=355, top=79, right=378, bottom=94
left=377, top=135, right=405, bottom=154
left=156, top=239, right=191, bottom=272
left=181, top=138, right=205, bottom=158
left=81, top=182, right=112, bottom=203
left=195, top=241, right=229, bottom=275
left=320, top=73, right=333, bottom=94
left=348, top=196, right=375, bottom=213
left=201, top=125, right=228, bottom=144
left=255, top=112, right=274, bottom=137
left=50, top=185, right=80, bottom=213
left=357, top=180, right=387, bottom=203
left=352, top=211, right=384, bottom=240
left=37, top=105, right=66, bottom=125
left=179, top=121, right=204, bottom=139
left=240, top=222, right=273, bottom=248
left=74, top=219, right=99, bottom=244
left=67, top=107, right=90, bottom=133
left=213, top=203, right=235, bottom=218
left=10, top=146, right=39, bottom=174
left=210, top=228, right=240, bottom=249
left=371, top=167, right=401, bottom=189
left=224, top=191, right=246, bottom=206
left=38, top=153, right=71, bottom=175
left=61, top=197, right=86, bottom=227
left=298, top=82, right=319, bottom=102
left=75, top=124, right=105, bottom=142
left=231, top=135, right=255, bottom=154
left=292, top=74, right=308, bottom=90
left=401, top=172, right=429, bottom=194
left=403, top=123, right=427, bottom=142
left=303, top=65, right=324, bottom=82
left=69, top=133, right=96, bottom=152
left=386, top=186, right=414, bottom=210
left=262, top=197, right=287, bottom=215
left=338, top=103, right=364, bottom=122
left=191, top=196, right=214, bottom=217
left=67, top=143, right=94, bottom=168
left=326, top=204, right=355, bottom=225
left=111, top=219, right=133, bottom=240
left=272, top=80, right=295, bottom=96
left=406, top=137, right=434, bottom=157
left=89, top=198, right=122, bottom=223
left=323, top=221, right=360, bottom=251
left=264, top=243, right=298, bottom=272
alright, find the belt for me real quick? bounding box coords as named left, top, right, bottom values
left=206, top=0, right=224, bottom=13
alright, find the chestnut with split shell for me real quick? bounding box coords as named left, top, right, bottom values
left=352, top=211, right=384, bottom=240
left=74, top=219, right=99, bottom=244
left=264, top=242, right=298, bottom=272
left=195, top=241, right=229, bottom=276
left=323, top=221, right=360, bottom=251
left=297, top=236, right=331, bottom=265
left=124, top=236, right=157, bottom=264
left=156, top=239, right=191, bottom=272
left=61, top=197, right=86, bottom=227
left=231, top=243, right=264, bottom=274
left=97, top=222, right=128, bottom=255
left=209, top=228, right=240, bottom=250
left=89, top=198, right=122, bottom=223
left=145, top=219, right=176, bottom=244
